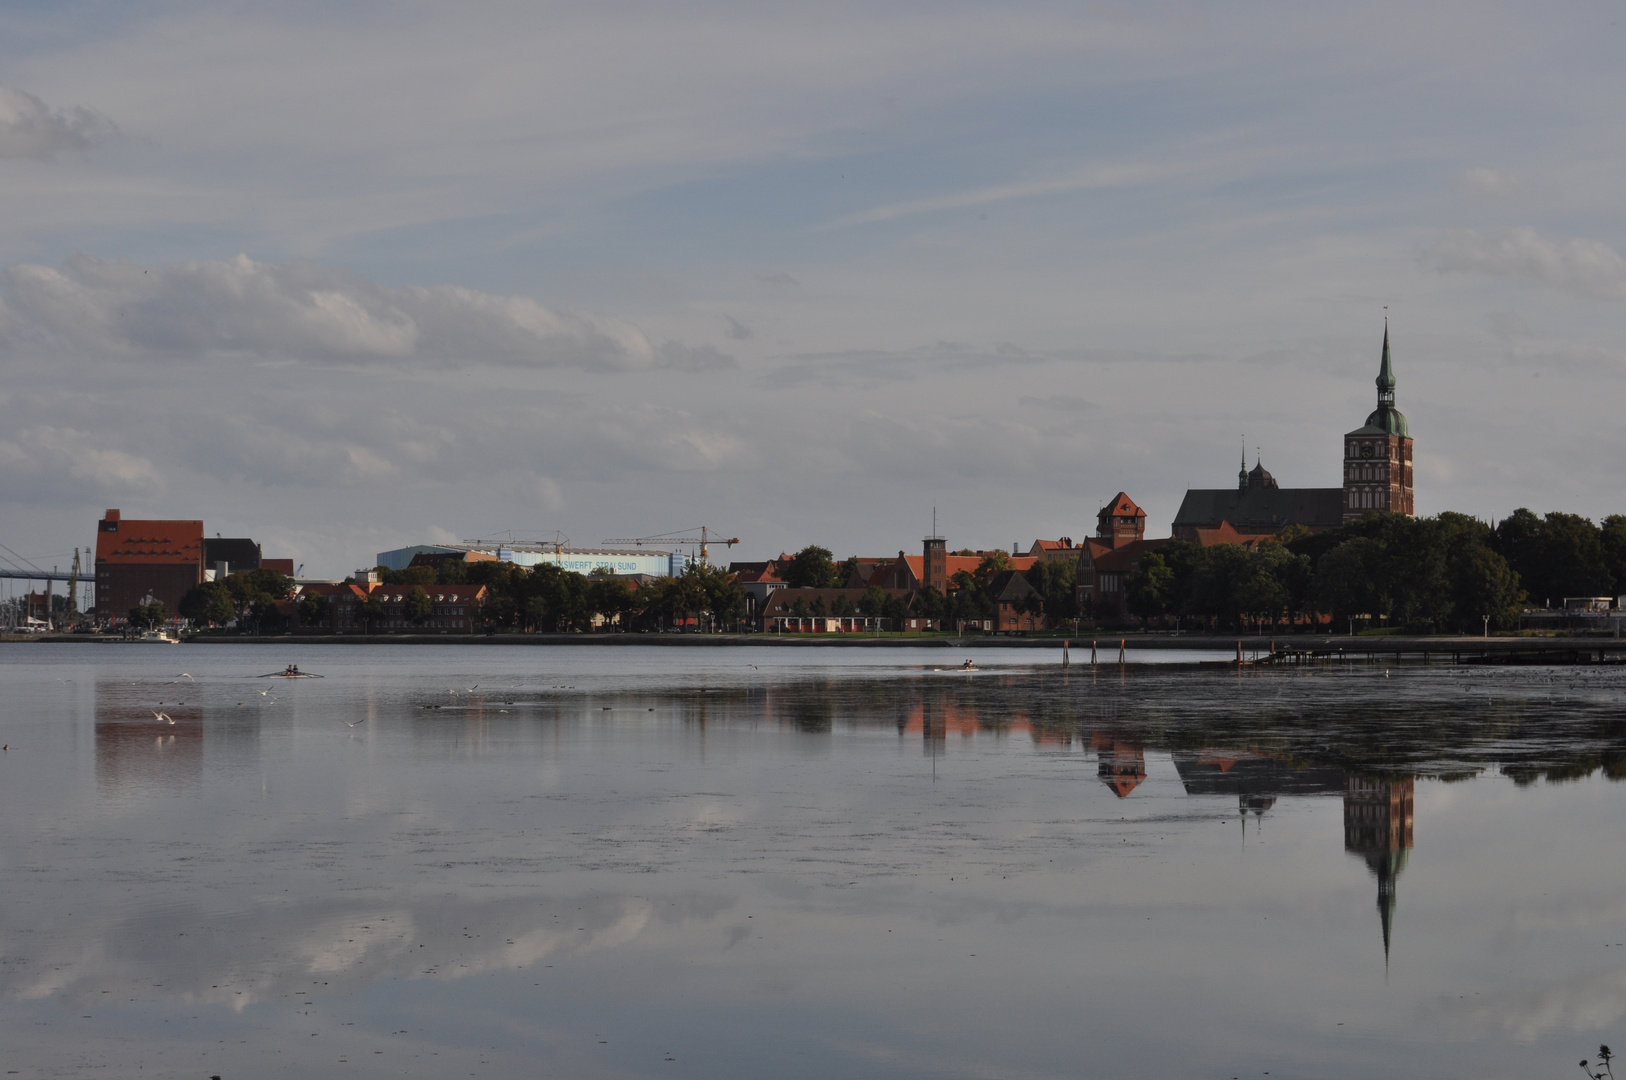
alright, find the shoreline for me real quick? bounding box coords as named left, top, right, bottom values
left=9, top=631, right=1626, bottom=660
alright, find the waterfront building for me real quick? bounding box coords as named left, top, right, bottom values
left=297, top=581, right=488, bottom=633
left=377, top=542, right=685, bottom=577
left=1075, top=493, right=1169, bottom=620
left=94, top=509, right=204, bottom=620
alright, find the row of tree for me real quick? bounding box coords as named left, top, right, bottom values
left=1124, top=512, right=1531, bottom=632
left=371, top=559, right=750, bottom=633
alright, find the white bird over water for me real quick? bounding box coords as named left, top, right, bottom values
left=172, top=674, right=194, bottom=682
left=152, top=710, right=174, bottom=724
left=344, top=718, right=365, bottom=728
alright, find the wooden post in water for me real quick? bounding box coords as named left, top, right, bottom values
left=1062, top=640, right=1070, bottom=667
left=1091, top=640, right=1098, bottom=666
left=1236, top=640, right=1243, bottom=667
left=1118, top=639, right=1126, bottom=665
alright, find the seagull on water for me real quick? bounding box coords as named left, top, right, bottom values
left=153, top=710, right=174, bottom=725
left=172, top=674, right=194, bottom=682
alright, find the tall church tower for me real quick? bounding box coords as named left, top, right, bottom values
left=1342, top=323, right=1414, bottom=523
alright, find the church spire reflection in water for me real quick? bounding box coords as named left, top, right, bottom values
left=1343, top=777, right=1414, bottom=961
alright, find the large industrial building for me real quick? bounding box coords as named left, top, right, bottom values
left=93, top=509, right=291, bottom=622
left=94, top=509, right=205, bottom=619
left=376, top=542, right=688, bottom=578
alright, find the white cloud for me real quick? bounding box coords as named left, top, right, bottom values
left=1452, top=167, right=1519, bottom=197
left=0, top=425, right=162, bottom=502
left=656, top=340, right=737, bottom=371
left=0, top=84, right=116, bottom=160
left=829, top=162, right=1181, bottom=228
left=1423, top=228, right=1626, bottom=301
left=0, top=254, right=657, bottom=370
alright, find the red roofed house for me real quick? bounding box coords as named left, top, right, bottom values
left=296, top=581, right=488, bottom=633
left=1074, top=493, right=1170, bottom=623
left=94, top=509, right=205, bottom=622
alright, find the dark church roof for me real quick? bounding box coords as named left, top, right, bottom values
left=1172, top=485, right=1344, bottom=534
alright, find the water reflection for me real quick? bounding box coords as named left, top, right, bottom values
left=1345, top=776, right=1415, bottom=959
left=10, top=652, right=1626, bottom=1079
left=93, top=678, right=260, bottom=793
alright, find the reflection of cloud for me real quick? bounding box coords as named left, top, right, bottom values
left=0, top=254, right=656, bottom=370
left=1433, top=966, right=1626, bottom=1042
left=5, top=891, right=730, bottom=1010
left=0, top=84, right=117, bottom=160
left=1423, top=228, right=1626, bottom=301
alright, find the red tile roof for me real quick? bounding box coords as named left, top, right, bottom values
left=95, top=511, right=204, bottom=566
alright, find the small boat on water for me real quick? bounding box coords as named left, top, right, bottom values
left=258, top=667, right=324, bottom=678
left=136, top=629, right=179, bottom=644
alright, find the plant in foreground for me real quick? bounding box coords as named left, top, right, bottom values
left=1581, top=1044, right=1615, bottom=1080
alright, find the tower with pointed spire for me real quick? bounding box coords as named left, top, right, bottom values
left=1342, top=322, right=1414, bottom=523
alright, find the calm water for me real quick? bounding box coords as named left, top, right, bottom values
left=4, top=644, right=1626, bottom=1079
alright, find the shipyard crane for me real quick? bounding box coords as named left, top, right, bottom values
left=599, top=526, right=740, bottom=564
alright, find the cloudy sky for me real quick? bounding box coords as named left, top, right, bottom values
left=2, top=1, right=1623, bottom=577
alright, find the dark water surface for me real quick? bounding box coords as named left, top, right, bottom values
left=4, top=644, right=1626, bottom=1079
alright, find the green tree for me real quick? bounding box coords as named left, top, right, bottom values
left=585, top=574, right=634, bottom=631
left=881, top=592, right=911, bottom=629
left=405, top=585, right=434, bottom=625
left=1024, top=558, right=1078, bottom=624
left=1126, top=552, right=1176, bottom=620
left=128, top=601, right=166, bottom=628
left=394, top=565, right=438, bottom=587
left=179, top=581, right=236, bottom=627
left=973, top=551, right=1012, bottom=585
left=356, top=594, right=385, bottom=632
left=830, top=593, right=852, bottom=617
left=858, top=585, right=888, bottom=617
left=1310, top=537, right=1387, bottom=627
left=915, top=586, right=947, bottom=621
left=784, top=546, right=840, bottom=589
left=297, top=591, right=326, bottom=628
left=1602, top=515, right=1626, bottom=595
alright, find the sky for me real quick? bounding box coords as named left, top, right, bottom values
left=1, top=1, right=1624, bottom=578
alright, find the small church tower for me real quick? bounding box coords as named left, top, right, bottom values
left=1342, top=323, right=1414, bottom=522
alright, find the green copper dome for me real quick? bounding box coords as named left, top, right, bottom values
left=1362, top=404, right=1409, bottom=437
left=1358, top=322, right=1409, bottom=437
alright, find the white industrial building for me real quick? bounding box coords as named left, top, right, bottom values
left=376, top=543, right=689, bottom=577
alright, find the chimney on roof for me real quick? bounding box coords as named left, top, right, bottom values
left=104, top=509, right=120, bottom=521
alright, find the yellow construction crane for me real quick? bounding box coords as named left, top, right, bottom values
left=600, top=526, right=740, bottom=564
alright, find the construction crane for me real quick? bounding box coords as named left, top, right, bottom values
left=599, top=526, right=740, bottom=564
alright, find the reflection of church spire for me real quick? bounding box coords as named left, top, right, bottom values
left=1344, top=777, right=1414, bottom=964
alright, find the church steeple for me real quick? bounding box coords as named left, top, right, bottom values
left=1376, top=320, right=1396, bottom=409
left=1238, top=440, right=1248, bottom=491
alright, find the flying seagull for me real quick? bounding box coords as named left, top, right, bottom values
left=153, top=711, right=174, bottom=725
left=172, top=674, right=194, bottom=682
left=344, top=718, right=365, bottom=728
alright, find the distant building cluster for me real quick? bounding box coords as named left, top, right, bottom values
left=83, top=328, right=1417, bottom=635
left=92, top=509, right=292, bottom=621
